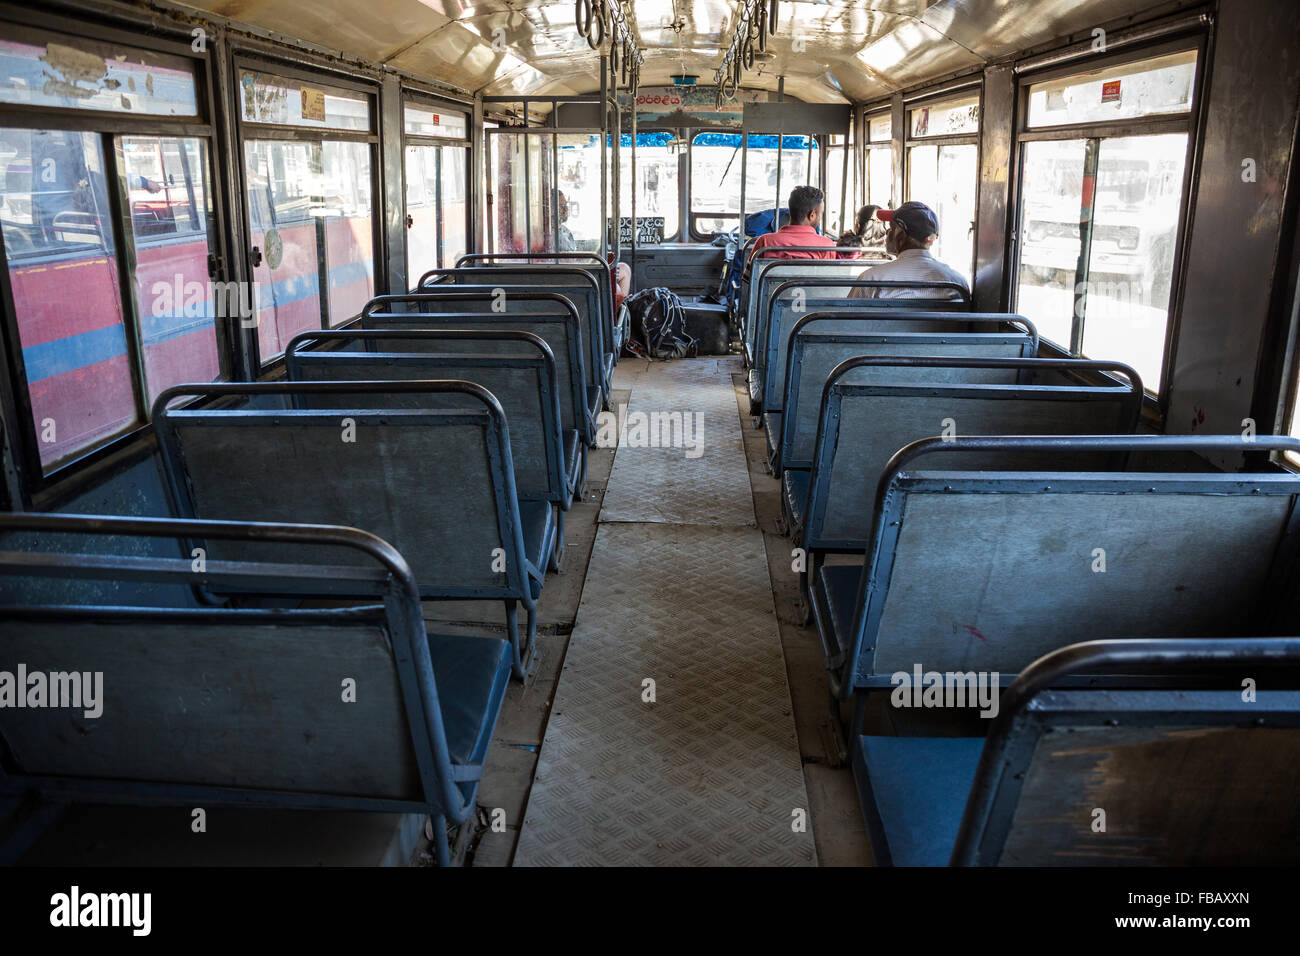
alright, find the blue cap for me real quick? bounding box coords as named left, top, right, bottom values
left=878, top=201, right=938, bottom=242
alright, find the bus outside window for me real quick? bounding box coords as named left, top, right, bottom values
left=0, top=28, right=220, bottom=472
left=403, top=102, right=469, bottom=276
left=1014, top=48, right=1199, bottom=393
left=905, top=92, right=979, bottom=278
left=619, top=131, right=679, bottom=240
left=690, top=132, right=819, bottom=238
left=240, top=70, right=376, bottom=362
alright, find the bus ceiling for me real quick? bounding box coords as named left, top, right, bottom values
left=178, top=0, right=1188, bottom=103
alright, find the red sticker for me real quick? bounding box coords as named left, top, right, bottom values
left=1101, top=80, right=1122, bottom=103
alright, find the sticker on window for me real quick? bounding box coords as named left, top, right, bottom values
left=301, top=87, right=326, bottom=122
left=1102, top=80, right=1122, bottom=104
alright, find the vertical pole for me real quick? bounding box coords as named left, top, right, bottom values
left=600, top=54, right=609, bottom=261
left=1072, top=137, right=1100, bottom=356
left=631, top=95, right=638, bottom=278
left=772, top=75, right=784, bottom=233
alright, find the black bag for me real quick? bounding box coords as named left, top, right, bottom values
left=623, top=287, right=697, bottom=360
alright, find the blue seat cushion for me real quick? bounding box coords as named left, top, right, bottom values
left=426, top=630, right=512, bottom=766
left=816, top=563, right=860, bottom=662
left=855, top=735, right=985, bottom=866
left=764, top=412, right=782, bottom=463
left=518, top=501, right=555, bottom=581
left=563, top=428, right=582, bottom=498
left=783, top=467, right=810, bottom=536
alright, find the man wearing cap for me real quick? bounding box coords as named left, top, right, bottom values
left=848, top=201, right=969, bottom=299
left=748, top=185, right=838, bottom=262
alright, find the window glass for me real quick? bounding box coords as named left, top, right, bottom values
left=245, top=138, right=374, bottom=360
left=1079, top=133, right=1188, bottom=386
left=865, top=145, right=893, bottom=207
left=557, top=133, right=603, bottom=252
left=405, top=144, right=439, bottom=278
left=1027, top=50, right=1197, bottom=128
left=906, top=142, right=977, bottom=276
left=440, top=145, right=469, bottom=265
left=1, top=129, right=136, bottom=467
left=619, top=132, right=679, bottom=239
left=690, top=131, right=743, bottom=235
left=0, top=30, right=198, bottom=116
left=240, top=71, right=370, bottom=132
left=121, top=135, right=220, bottom=406
left=404, top=104, right=468, bottom=139
left=867, top=113, right=892, bottom=143
left=908, top=94, right=979, bottom=138
left=1014, top=138, right=1086, bottom=349
left=824, top=137, right=856, bottom=238
left=744, top=135, right=819, bottom=219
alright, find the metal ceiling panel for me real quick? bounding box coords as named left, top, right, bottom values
left=176, top=0, right=1182, bottom=101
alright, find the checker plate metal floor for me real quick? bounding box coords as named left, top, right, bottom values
left=513, top=358, right=815, bottom=866
left=599, top=359, right=756, bottom=527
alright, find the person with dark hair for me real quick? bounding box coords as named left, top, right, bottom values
left=747, top=185, right=837, bottom=262
left=837, top=204, right=886, bottom=258
left=849, top=200, right=969, bottom=299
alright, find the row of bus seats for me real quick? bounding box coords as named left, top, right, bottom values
left=738, top=258, right=1300, bottom=865
left=0, top=253, right=623, bottom=866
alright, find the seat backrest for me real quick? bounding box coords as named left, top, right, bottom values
left=759, top=277, right=980, bottom=393
left=952, top=638, right=1300, bottom=866
left=359, top=299, right=591, bottom=440
left=838, top=435, right=1300, bottom=696
left=454, top=252, right=613, bottom=342
left=745, top=259, right=867, bottom=360
left=766, top=307, right=1037, bottom=414
left=285, top=329, right=565, bottom=506
left=750, top=271, right=971, bottom=367
left=152, top=381, right=533, bottom=601
left=781, top=322, right=1039, bottom=469
left=0, top=514, right=485, bottom=823
left=806, top=359, right=1144, bottom=556
left=423, top=267, right=607, bottom=388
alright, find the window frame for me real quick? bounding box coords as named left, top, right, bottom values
left=1008, top=34, right=1209, bottom=406
left=0, top=8, right=229, bottom=496
left=233, top=56, right=381, bottom=368
left=401, top=89, right=471, bottom=276
left=862, top=103, right=894, bottom=209
left=903, top=79, right=983, bottom=277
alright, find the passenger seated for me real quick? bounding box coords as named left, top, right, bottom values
left=837, top=204, right=886, bottom=258
left=748, top=186, right=838, bottom=262
left=848, top=201, right=970, bottom=299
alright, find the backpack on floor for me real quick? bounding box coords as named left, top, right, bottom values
left=623, top=287, right=697, bottom=360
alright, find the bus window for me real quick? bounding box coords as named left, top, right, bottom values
left=619, top=132, right=679, bottom=240
left=690, top=132, right=819, bottom=238
left=1014, top=48, right=1198, bottom=393
left=241, top=71, right=376, bottom=362
left=404, top=142, right=469, bottom=274
left=690, top=131, right=742, bottom=236
left=1080, top=134, right=1188, bottom=381
left=440, top=145, right=469, bottom=265
left=824, top=133, right=856, bottom=238
left=864, top=111, right=893, bottom=207
left=120, top=136, right=220, bottom=407
left=557, top=134, right=603, bottom=252
left=1, top=129, right=136, bottom=468
left=1015, top=138, right=1086, bottom=349
left=907, top=142, right=977, bottom=277
left=405, top=145, right=439, bottom=276
left=245, top=139, right=375, bottom=359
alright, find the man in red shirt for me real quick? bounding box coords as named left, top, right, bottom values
left=748, top=185, right=838, bottom=262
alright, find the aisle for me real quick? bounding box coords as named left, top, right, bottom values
left=513, top=358, right=816, bottom=866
